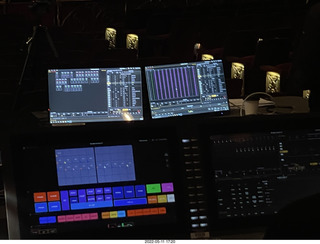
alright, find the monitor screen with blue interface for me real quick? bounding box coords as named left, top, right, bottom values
left=12, top=126, right=186, bottom=239
left=145, top=60, right=229, bottom=119
left=48, top=67, right=143, bottom=124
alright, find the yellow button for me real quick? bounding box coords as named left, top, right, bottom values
left=110, top=211, right=118, bottom=218
left=157, top=195, right=167, bottom=203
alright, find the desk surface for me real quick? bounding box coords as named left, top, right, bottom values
left=229, top=96, right=310, bottom=116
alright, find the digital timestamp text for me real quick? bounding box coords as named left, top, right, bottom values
left=145, top=240, right=176, bottom=244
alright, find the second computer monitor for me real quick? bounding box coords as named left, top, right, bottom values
left=145, top=60, right=230, bottom=119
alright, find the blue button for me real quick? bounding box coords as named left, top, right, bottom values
left=104, top=187, right=112, bottom=194
left=95, top=188, right=103, bottom=194
left=135, top=185, right=146, bottom=197
left=69, top=190, right=77, bottom=197
left=113, top=187, right=124, bottom=199
left=39, top=217, right=48, bottom=224
left=70, top=197, right=78, bottom=203
left=124, top=186, right=135, bottom=198
left=78, top=189, right=86, bottom=202
left=87, top=188, right=95, bottom=195
left=87, top=196, right=95, bottom=202
left=35, top=203, right=48, bottom=213
left=39, top=216, right=56, bottom=224
left=96, top=195, right=104, bottom=201
left=60, top=191, right=70, bottom=211
left=105, top=195, right=112, bottom=201
left=70, top=200, right=113, bottom=210
left=47, top=216, right=57, bottom=224
left=48, top=201, right=61, bottom=212
left=117, top=210, right=126, bottom=218
left=114, top=198, right=147, bottom=207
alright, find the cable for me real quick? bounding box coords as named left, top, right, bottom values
left=240, top=92, right=275, bottom=116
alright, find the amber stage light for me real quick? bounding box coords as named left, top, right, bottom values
left=266, top=71, right=280, bottom=93
left=105, top=28, right=117, bottom=49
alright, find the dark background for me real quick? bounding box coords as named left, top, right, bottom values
left=0, top=0, right=309, bottom=112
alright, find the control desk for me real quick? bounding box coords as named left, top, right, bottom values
left=1, top=111, right=320, bottom=240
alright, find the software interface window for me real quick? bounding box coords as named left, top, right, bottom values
left=145, top=60, right=229, bottom=119
left=48, top=67, right=143, bottom=124
left=56, top=145, right=136, bottom=186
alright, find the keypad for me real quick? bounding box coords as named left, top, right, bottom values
left=33, top=182, right=175, bottom=225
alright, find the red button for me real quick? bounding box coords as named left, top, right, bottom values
left=34, top=192, right=47, bottom=202
left=47, top=191, right=60, bottom=201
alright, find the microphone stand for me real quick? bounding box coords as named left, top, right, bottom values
left=11, top=24, right=59, bottom=112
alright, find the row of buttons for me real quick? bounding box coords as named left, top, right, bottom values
left=34, top=183, right=174, bottom=203
left=35, top=193, right=175, bottom=213
left=39, top=213, right=98, bottom=224
left=39, top=207, right=167, bottom=225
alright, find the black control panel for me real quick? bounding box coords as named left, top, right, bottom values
left=3, top=114, right=320, bottom=239
left=200, top=115, right=320, bottom=232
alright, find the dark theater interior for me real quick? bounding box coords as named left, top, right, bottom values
left=1, top=0, right=320, bottom=240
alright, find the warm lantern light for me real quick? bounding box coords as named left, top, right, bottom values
left=194, top=43, right=201, bottom=60
left=231, top=62, right=245, bottom=80
left=105, top=28, right=116, bottom=49
left=201, top=54, right=214, bottom=60
left=303, top=89, right=311, bottom=99
left=266, top=71, right=280, bottom=93
left=126, top=34, right=139, bottom=50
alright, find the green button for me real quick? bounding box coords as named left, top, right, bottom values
left=146, top=183, right=161, bottom=194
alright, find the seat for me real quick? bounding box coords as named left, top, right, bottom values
left=253, top=37, right=292, bottom=67
left=245, top=37, right=293, bottom=94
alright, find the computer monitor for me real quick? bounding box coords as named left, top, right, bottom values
left=48, top=67, right=143, bottom=124
left=145, top=60, right=229, bottom=119
left=8, top=125, right=188, bottom=239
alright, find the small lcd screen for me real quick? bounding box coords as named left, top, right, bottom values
left=145, top=60, right=229, bottom=119
left=55, top=145, right=136, bottom=186
left=48, top=67, right=143, bottom=124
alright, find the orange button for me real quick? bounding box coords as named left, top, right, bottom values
left=34, top=192, right=47, bottom=202
left=150, top=208, right=159, bottom=215
left=147, top=195, right=158, bottom=204
left=102, top=212, right=110, bottom=219
left=143, top=208, right=151, bottom=216
left=135, top=209, right=143, bottom=216
left=158, top=207, right=166, bottom=214
left=47, top=191, right=60, bottom=201
left=127, top=210, right=136, bottom=217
